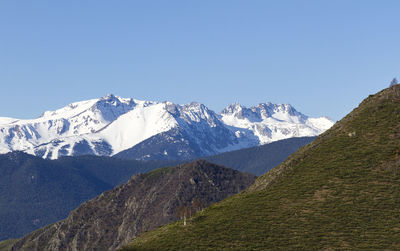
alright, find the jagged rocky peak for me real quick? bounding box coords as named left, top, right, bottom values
left=256, top=102, right=305, bottom=119
left=182, top=102, right=219, bottom=123
left=98, top=93, right=132, bottom=104
left=221, top=103, right=261, bottom=122
left=91, top=94, right=136, bottom=121
left=95, top=93, right=136, bottom=110
left=165, top=101, right=220, bottom=126
left=221, top=102, right=244, bottom=115
left=163, top=101, right=178, bottom=113
left=221, top=103, right=251, bottom=120
left=221, top=102, right=306, bottom=121
left=182, top=102, right=210, bottom=114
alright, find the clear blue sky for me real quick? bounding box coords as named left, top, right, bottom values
left=1, top=1, right=399, bottom=121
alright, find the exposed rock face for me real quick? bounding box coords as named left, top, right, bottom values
left=11, top=160, right=255, bottom=251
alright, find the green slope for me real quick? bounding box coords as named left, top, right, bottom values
left=123, top=85, right=400, bottom=250
left=0, top=239, right=17, bottom=251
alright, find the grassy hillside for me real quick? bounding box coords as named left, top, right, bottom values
left=0, top=239, right=17, bottom=251
left=124, top=85, right=400, bottom=250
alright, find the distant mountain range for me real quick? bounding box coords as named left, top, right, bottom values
left=0, top=95, right=333, bottom=160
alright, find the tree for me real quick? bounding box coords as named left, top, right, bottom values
left=176, top=199, right=207, bottom=226
left=390, top=78, right=398, bottom=87
left=177, top=205, right=191, bottom=226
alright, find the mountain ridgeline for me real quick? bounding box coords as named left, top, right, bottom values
left=123, top=85, right=400, bottom=250
left=0, top=95, right=333, bottom=160
left=10, top=160, right=256, bottom=251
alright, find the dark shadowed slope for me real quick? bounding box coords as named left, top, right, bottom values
left=11, top=160, right=255, bottom=251
left=204, top=136, right=316, bottom=175
left=124, top=85, right=400, bottom=250
left=0, top=153, right=173, bottom=241
left=54, top=155, right=177, bottom=186
left=0, top=152, right=110, bottom=241
left=115, top=136, right=316, bottom=176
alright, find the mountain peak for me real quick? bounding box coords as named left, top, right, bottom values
left=104, top=93, right=116, bottom=99
left=255, top=102, right=296, bottom=113
left=0, top=96, right=333, bottom=159
left=220, top=102, right=244, bottom=115
left=188, top=101, right=202, bottom=106
left=98, top=93, right=135, bottom=105
left=91, top=94, right=136, bottom=123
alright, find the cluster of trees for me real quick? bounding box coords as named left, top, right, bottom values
left=177, top=198, right=206, bottom=226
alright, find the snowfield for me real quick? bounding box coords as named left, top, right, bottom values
left=0, top=94, right=334, bottom=159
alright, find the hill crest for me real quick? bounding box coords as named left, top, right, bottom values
left=124, top=85, right=400, bottom=250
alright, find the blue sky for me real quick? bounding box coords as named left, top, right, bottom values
left=0, top=1, right=399, bottom=121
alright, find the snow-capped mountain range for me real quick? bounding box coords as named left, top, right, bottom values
left=0, top=94, right=334, bottom=160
